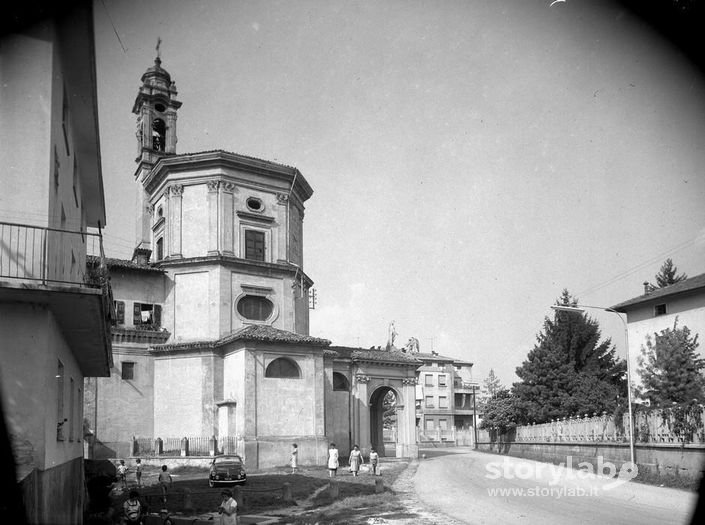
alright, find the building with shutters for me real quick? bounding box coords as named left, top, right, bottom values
left=0, top=4, right=113, bottom=522
left=84, top=56, right=424, bottom=468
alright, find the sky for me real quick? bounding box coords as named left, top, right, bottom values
left=92, top=0, right=705, bottom=388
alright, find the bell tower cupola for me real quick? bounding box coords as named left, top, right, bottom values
left=131, top=44, right=182, bottom=264
left=132, top=54, right=182, bottom=165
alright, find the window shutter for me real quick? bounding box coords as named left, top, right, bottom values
left=116, top=301, right=125, bottom=324
left=133, top=302, right=141, bottom=325
left=154, top=305, right=162, bottom=327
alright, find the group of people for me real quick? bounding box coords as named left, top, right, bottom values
left=323, top=443, right=380, bottom=477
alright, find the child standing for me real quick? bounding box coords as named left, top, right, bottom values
left=327, top=443, right=339, bottom=478
left=158, top=465, right=172, bottom=504
left=135, top=458, right=143, bottom=488
left=369, top=448, right=379, bottom=475
left=117, top=459, right=128, bottom=489
left=348, top=444, right=363, bottom=477
left=290, top=443, right=298, bottom=474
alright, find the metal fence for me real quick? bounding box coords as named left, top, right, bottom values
left=131, top=436, right=245, bottom=457
left=481, top=406, right=705, bottom=445
left=0, top=221, right=104, bottom=286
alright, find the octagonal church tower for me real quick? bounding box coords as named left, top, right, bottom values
left=131, top=57, right=313, bottom=339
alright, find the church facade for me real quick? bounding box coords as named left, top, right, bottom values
left=85, top=57, right=420, bottom=468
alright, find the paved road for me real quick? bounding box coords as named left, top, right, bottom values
left=413, top=448, right=699, bottom=525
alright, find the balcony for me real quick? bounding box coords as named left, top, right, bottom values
left=453, top=381, right=478, bottom=393
left=0, top=221, right=113, bottom=376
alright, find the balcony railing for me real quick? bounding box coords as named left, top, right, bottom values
left=0, top=220, right=115, bottom=320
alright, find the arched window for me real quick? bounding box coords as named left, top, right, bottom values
left=237, top=295, right=274, bottom=321
left=333, top=372, right=350, bottom=391
left=265, top=358, right=300, bottom=378
left=152, top=118, right=165, bottom=151
left=155, top=237, right=164, bottom=261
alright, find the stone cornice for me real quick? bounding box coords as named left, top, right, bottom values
left=142, top=150, right=313, bottom=206
left=112, top=326, right=171, bottom=345
left=156, top=255, right=314, bottom=288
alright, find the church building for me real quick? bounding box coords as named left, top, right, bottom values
left=85, top=57, right=421, bottom=468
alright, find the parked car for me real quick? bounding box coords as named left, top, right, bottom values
left=209, top=455, right=247, bottom=487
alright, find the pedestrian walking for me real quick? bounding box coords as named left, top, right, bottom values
left=369, top=447, right=379, bottom=475
left=158, top=465, right=172, bottom=504
left=348, top=444, right=363, bottom=476
left=117, top=459, right=128, bottom=489
left=217, top=488, right=238, bottom=525
left=327, top=442, right=339, bottom=478
left=135, top=458, right=142, bottom=488
left=290, top=443, right=298, bottom=474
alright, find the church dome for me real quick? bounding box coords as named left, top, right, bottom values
left=140, top=57, right=172, bottom=89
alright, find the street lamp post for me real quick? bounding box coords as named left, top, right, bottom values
left=550, top=304, right=635, bottom=466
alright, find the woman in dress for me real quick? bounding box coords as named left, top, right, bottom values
left=348, top=444, right=363, bottom=477
left=327, top=442, right=339, bottom=478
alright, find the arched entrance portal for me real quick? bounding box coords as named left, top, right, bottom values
left=369, top=387, right=398, bottom=457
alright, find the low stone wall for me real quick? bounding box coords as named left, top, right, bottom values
left=476, top=440, right=705, bottom=485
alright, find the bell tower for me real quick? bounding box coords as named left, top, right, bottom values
left=131, top=48, right=181, bottom=263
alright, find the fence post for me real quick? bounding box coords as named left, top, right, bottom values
left=154, top=437, right=163, bottom=456
left=233, top=486, right=244, bottom=509
left=183, top=487, right=194, bottom=512
left=328, top=480, right=339, bottom=499
left=282, top=482, right=293, bottom=503
left=181, top=437, right=189, bottom=457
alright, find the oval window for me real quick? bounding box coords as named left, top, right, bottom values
left=246, top=197, right=263, bottom=211
left=237, top=295, right=273, bottom=321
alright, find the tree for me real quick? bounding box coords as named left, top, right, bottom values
left=483, top=369, right=503, bottom=398
left=479, top=388, right=520, bottom=434
left=512, top=290, right=627, bottom=424
left=382, top=390, right=397, bottom=429
left=651, top=258, right=687, bottom=289
left=476, top=369, right=504, bottom=414
left=637, top=318, right=705, bottom=406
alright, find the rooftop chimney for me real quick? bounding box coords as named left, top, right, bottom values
left=643, top=281, right=652, bottom=295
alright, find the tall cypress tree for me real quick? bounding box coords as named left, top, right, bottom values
left=513, top=290, right=627, bottom=424
left=652, top=258, right=688, bottom=288
left=638, top=319, right=705, bottom=406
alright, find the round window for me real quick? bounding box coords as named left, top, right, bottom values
left=246, top=197, right=263, bottom=212
left=155, top=103, right=166, bottom=112
left=237, top=295, right=273, bottom=321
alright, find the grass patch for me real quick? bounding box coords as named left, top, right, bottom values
left=277, top=493, right=419, bottom=525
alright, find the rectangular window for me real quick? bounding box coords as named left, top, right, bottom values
left=114, top=301, right=125, bottom=324
left=57, top=360, right=65, bottom=441
left=425, top=374, right=433, bottom=386
left=156, top=237, right=164, bottom=260
left=439, top=418, right=448, bottom=430
left=133, top=303, right=161, bottom=327
left=655, top=303, right=667, bottom=316
left=244, top=230, right=265, bottom=261
left=425, top=396, right=434, bottom=408
left=425, top=419, right=435, bottom=431
left=439, top=396, right=448, bottom=409
left=69, top=378, right=75, bottom=441
left=121, top=362, right=135, bottom=380
left=438, top=375, right=447, bottom=387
